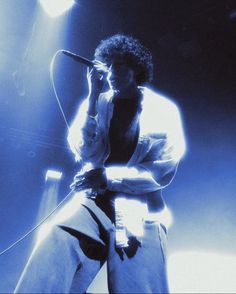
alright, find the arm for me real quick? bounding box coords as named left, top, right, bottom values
left=105, top=141, right=178, bottom=194
left=70, top=95, right=186, bottom=195
left=105, top=103, right=186, bottom=194
left=67, top=65, right=106, bottom=165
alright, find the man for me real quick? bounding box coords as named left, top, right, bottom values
left=15, top=34, right=185, bottom=293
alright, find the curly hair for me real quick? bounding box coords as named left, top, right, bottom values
left=94, top=34, right=153, bottom=85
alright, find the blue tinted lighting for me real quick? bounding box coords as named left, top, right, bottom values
left=39, top=0, right=75, bottom=18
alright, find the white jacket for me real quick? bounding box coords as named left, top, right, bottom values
left=67, top=87, right=186, bottom=237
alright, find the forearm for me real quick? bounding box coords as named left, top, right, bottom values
left=67, top=97, right=103, bottom=164
left=87, top=92, right=99, bottom=116
left=87, top=64, right=105, bottom=116
left=105, top=162, right=177, bottom=195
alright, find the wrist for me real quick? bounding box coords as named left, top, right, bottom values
left=88, top=90, right=100, bottom=101
left=87, top=109, right=97, bottom=117
left=87, top=102, right=97, bottom=117
left=87, top=93, right=99, bottom=116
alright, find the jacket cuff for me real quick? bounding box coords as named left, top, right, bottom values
left=105, top=167, right=123, bottom=191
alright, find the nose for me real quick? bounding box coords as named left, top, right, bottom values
left=107, top=64, right=116, bottom=79
left=108, top=64, right=113, bottom=72
left=108, top=64, right=120, bottom=77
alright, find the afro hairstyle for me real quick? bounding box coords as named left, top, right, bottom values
left=94, top=34, right=153, bottom=85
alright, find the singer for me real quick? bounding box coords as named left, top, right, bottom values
left=14, top=34, right=186, bottom=293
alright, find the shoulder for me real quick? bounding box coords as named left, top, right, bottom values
left=140, top=86, right=180, bottom=115
left=139, top=87, right=183, bottom=135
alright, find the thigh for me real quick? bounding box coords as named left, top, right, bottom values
left=15, top=194, right=110, bottom=294
left=107, top=221, right=169, bottom=294
left=15, top=225, right=104, bottom=294
left=50, top=191, right=113, bottom=245
left=68, top=232, right=107, bottom=293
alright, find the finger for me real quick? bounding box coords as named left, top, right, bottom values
left=74, top=175, right=85, bottom=181
left=87, top=67, right=94, bottom=78
left=70, top=181, right=85, bottom=190
left=70, top=182, right=78, bottom=190
left=70, top=183, right=77, bottom=190
left=87, top=68, right=104, bottom=82
left=93, top=59, right=106, bottom=66
left=70, top=183, right=84, bottom=191
left=93, top=62, right=109, bottom=73
left=94, top=66, right=108, bottom=75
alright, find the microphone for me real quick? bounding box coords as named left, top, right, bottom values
left=62, top=50, right=94, bottom=67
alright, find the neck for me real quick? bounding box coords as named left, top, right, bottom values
left=113, top=84, right=140, bottom=99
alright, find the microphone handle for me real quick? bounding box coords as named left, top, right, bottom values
left=62, top=50, right=94, bottom=67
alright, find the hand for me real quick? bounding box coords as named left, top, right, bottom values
left=70, top=168, right=107, bottom=191
left=87, top=61, right=108, bottom=97
left=87, top=61, right=108, bottom=116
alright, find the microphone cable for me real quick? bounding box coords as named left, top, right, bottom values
left=0, top=50, right=79, bottom=257
left=50, top=49, right=71, bottom=131
left=0, top=190, right=75, bottom=257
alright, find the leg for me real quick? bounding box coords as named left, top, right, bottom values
left=14, top=199, right=109, bottom=294
left=107, top=221, right=169, bottom=294
left=14, top=225, right=106, bottom=294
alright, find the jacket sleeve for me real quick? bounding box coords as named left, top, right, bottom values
left=67, top=97, right=105, bottom=166
left=105, top=102, right=186, bottom=194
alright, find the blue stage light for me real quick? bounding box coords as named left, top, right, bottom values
left=39, top=0, right=75, bottom=18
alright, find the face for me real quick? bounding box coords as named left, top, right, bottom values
left=105, top=57, right=137, bottom=93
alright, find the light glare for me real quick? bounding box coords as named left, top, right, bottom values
left=168, top=251, right=236, bottom=293
left=45, top=170, right=62, bottom=181
left=39, top=0, right=74, bottom=18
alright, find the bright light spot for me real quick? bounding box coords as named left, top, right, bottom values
left=168, top=251, right=236, bottom=293
left=114, top=197, right=172, bottom=244
left=146, top=206, right=173, bottom=229
left=114, top=197, right=147, bottom=246
left=45, top=170, right=62, bottom=181
left=139, top=88, right=186, bottom=161
left=106, top=166, right=152, bottom=181
left=39, top=0, right=75, bottom=18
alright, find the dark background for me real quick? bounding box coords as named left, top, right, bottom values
left=0, top=0, right=235, bottom=292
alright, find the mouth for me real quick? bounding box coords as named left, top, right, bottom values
left=109, top=79, right=118, bottom=87
left=109, top=78, right=120, bottom=85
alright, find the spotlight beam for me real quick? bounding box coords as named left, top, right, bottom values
left=39, top=0, right=75, bottom=18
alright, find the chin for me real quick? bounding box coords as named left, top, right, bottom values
left=110, top=85, right=120, bottom=92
